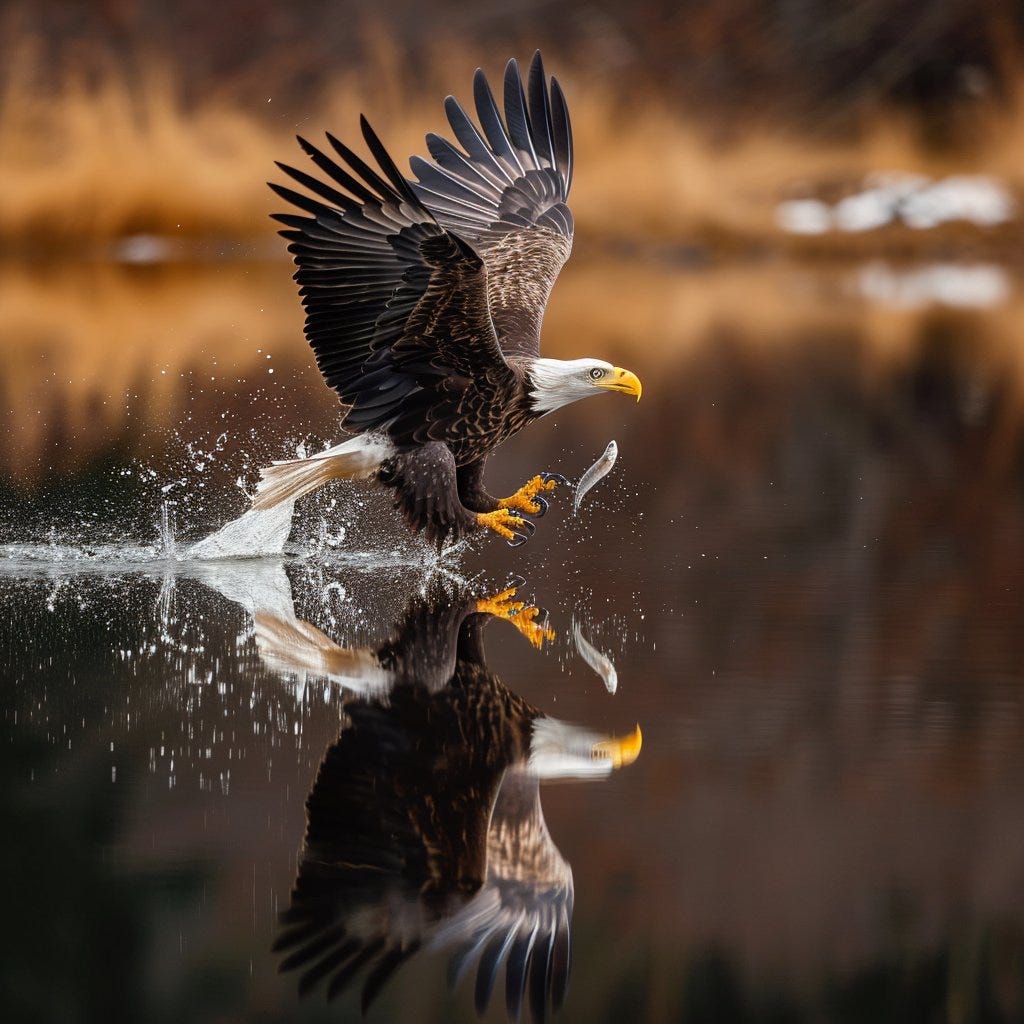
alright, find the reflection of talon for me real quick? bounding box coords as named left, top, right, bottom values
left=476, top=585, right=526, bottom=619
left=476, top=508, right=531, bottom=544
left=498, top=474, right=563, bottom=516
left=475, top=587, right=556, bottom=649
left=509, top=605, right=556, bottom=649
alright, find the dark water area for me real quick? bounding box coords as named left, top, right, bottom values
left=4, top=258, right=1024, bottom=1022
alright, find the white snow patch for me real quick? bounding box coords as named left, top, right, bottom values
left=778, top=173, right=1015, bottom=234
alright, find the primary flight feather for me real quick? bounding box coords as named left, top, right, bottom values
left=255, top=52, right=642, bottom=547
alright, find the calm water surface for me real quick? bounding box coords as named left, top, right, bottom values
left=3, top=258, right=1024, bottom=1022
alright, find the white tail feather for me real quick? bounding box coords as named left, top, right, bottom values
left=252, top=436, right=392, bottom=510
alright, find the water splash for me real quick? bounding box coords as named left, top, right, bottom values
left=0, top=415, right=477, bottom=570
left=185, top=501, right=296, bottom=560
left=159, top=501, right=178, bottom=557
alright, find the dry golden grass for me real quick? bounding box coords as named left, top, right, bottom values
left=0, top=51, right=269, bottom=247
left=569, top=79, right=1024, bottom=252
left=1, top=39, right=1023, bottom=254
left=0, top=36, right=449, bottom=249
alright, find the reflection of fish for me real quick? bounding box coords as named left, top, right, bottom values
left=574, top=440, right=618, bottom=513
left=272, top=581, right=641, bottom=1021
left=572, top=618, right=619, bottom=694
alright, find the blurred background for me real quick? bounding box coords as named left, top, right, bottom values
left=3, top=0, right=1024, bottom=488
left=4, top=2, right=1024, bottom=1023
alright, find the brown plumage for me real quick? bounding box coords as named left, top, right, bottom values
left=256, top=52, right=641, bottom=547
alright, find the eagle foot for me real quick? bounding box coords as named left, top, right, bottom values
left=498, top=473, right=569, bottom=517
left=476, top=508, right=534, bottom=546
left=475, top=587, right=555, bottom=649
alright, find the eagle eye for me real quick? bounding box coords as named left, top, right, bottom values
left=589, top=367, right=605, bottom=380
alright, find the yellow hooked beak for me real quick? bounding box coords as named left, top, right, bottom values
left=595, top=367, right=642, bottom=401
left=592, top=724, right=643, bottom=769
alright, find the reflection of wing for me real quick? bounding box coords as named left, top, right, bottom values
left=437, top=767, right=573, bottom=1022
left=274, top=664, right=526, bottom=1011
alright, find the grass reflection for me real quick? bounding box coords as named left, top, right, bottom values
left=1, top=258, right=1023, bottom=490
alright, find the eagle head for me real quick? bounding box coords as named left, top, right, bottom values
left=527, top=358, right=643, bottom=414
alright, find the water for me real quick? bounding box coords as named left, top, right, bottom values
left=4, top=257, right=1024, bottom=1022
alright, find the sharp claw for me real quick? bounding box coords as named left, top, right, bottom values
left=518, top=517, right=536, bottom=535
left=535, top=606, right=550, bottom=625
left=541, top=472, right=571, bottom=487
left=507, top=533, right=528, bottom=548
left=532, top=495, right=549, bottom=518
left=507, top=573, right=526, bottom=588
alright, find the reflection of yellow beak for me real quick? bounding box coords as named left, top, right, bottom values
left=592, top=724, right=643, bottom=769
left=595, top=367, right=642, bottom=401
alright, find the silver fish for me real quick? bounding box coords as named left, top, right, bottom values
left=573, top=440, right=618, bottom=513
left=572, top=618, right=618, bottom=694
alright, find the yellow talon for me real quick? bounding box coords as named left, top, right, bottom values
left=475, top=587, right=556, bottom=649
left=476, top=508, right=527, bottom=541
left=498, top=475, right=559, bottom=515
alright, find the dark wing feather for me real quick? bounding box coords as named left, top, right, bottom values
left=440, top=768, right=575, bottom=1023
left=271, top=117, right=512, bottom=445
left=272, top=701, right=439, bottom=1004
left=410, top=51, right=574, bottom=360
left=274, top=674, right=515, bottom=1009
left=503, top=58, right=541, bottom=169
left=527, top=55, right=555, bottom=169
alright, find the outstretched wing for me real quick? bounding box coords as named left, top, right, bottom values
left=436, top=768, right=574, bottom=1023
left=271, top=118, right=514, bottom=443
left=410, top=51, right=574, bottom=360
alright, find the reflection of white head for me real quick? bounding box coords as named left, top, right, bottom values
left=528, top=716, right=643, bottom=779
left=527, top=358, right=643, bottom=414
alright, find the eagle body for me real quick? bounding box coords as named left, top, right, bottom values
left=255, top=53, right=641, bottom=547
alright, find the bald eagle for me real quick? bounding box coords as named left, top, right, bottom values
left=254, top=52, right=642, bottom=547
left=261, top=581, right=641, bottom=1019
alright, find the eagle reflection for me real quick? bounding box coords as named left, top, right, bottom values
left=262, top=582, right=641, bottom=1021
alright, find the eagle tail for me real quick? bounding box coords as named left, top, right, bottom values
left=254, top=611, right=389, bottom=684
left=252, top=435, right=392, bottom=510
